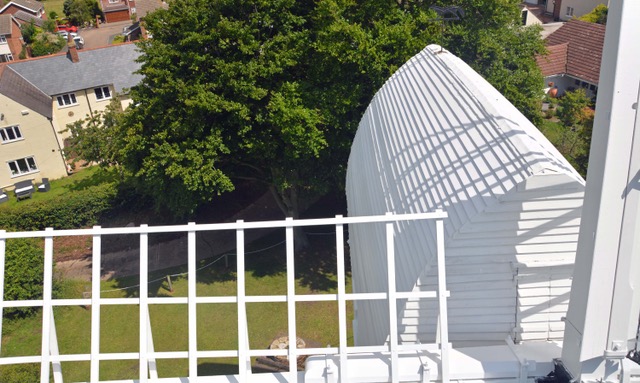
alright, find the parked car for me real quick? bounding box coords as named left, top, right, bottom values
left=56, top=24, right=78, bottom=33
left=58, top=31, right=78, bottom=40
left=73, top=36, right=84, bottom=49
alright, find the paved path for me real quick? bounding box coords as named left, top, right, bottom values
left=79, top=20, right=133, bottom=50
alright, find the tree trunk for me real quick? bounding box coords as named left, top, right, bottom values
left=269, top=184, right=310, bottom=251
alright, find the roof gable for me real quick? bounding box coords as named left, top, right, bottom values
left=0, top=65, right=52, bottom=118
left=13, top=9, right=44, bottom=27
left=0, top=0, right=43, bottom=14
left=542, top=19, right=605, bottom=84
left=6, top=43, right=143, bottom=96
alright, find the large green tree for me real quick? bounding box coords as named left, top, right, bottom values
left=68, top=0, right=544, bottom=246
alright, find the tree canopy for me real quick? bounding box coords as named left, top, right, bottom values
left=67, top=0, right=545, bottom=243
left=578, top=4, right=607, bottom=24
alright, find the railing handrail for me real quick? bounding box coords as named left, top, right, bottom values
left=0, top=212, right=450, bottom=383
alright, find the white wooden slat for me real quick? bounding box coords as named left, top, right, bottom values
left=139, top=225, right=149, bottom=383
left=40, top=228, right=54, bottom=383
left=187, top=223, right=197, bottom=379
left=0, top=231, right=6, bottom=358
left=285, top=218, right=297, bottom=383
left=335, top=217, right=349, bottom=383
left=90, top=228, right=101, bottom=383
left=236, top=221, right=250, bottom=380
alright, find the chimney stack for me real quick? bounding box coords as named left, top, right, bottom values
left=67, top=42, right=79, bottom=63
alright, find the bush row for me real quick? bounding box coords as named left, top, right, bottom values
left=0, top=183, right=118, bottom=231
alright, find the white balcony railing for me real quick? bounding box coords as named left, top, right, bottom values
left=0, top=211, right=449, bottom=383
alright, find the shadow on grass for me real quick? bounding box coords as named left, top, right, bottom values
left=63, top=167, right=119, bottom=192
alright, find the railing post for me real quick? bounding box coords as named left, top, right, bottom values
left=139, top=224, right=149, bottom=383
left=41, top=228, right=54, bottom=383
left=90, top=226, right=101, bottom=382
left=0, top=230, right=5, bottom=357
left=286, top=217, right=298, bottom=382
left=435, top=212, right=450, bottom=383
left=386, top=213, right=399, bottom=383
left=336, top=216, right=348, bottom=383
left=236, top=220, right=251, bottom=379
left=50, top=308, right=64, bottom=383
left=187, top=222, right=198, bottom=378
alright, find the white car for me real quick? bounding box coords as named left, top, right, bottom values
left=58, top=31, right=78, bottom=40
left=73, top=35, right=84, bottom=49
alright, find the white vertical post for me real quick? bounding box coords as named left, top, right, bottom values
left=561, top=0, right=640, bottom=380
left=139, top=225, right=148, bottom=383
left=41, top=228, right=54, bottom=383
left=236, top=221, right=250, bottom=379
left=90, top=226, right=101, bottom=383
left=336, top=216, right=348, bottom=383
left=50, top=309, right=64, bottom=383
left=0, top=230, right=6, bottom=357
left=385, top=213, right=399, bottom=383
left=187, top=222, right=198, bottom=379
left=286, top=218, right=297, bottom=382
left=146, top=311, right=158, bottom=380
left=435, top=213, right=450, bottom=383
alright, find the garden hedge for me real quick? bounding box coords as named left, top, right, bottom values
left=0, top=183, right=118, bottom=231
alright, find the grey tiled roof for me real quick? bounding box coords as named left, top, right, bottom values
left=0, top=14, right=11, bottom=35
left=13, top=10, right=45, bottom=27
left=135, top=0, right=168, bottom=18
left=7, top=43, right=143, bottom=96
left=0, top=66, right=52, bottom=118
left=4, top=0, right=43, bottom=12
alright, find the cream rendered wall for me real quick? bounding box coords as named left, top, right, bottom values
left=51, top=89, right=94, bottom=146
left=0, top=94, right=67, bottom=189
left=51, top=85, right=129, bottom=148
left=560, top=0, right=607, bottom=20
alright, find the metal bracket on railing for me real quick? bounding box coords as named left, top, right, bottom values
left=420, top=360, right=431, bottom=383
left=506, top=336, right=536, bottom=383
left=324, top=357, right=338, bottom=383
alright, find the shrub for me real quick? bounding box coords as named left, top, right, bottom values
left=0, top=183, right=118, bottom=231
left=3, top=238, right=44, bottom=318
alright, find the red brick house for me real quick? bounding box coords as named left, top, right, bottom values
left=536, top=19, right=605, bottom=97
left=0, top=14, right=24, bottom=62
left=100, top=0, right=131, bottom=23
left=0, top=0, right=44, bottom=18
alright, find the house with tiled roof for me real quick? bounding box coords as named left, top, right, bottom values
left=0, top=14, right=23, bottom=62
left=12, top=9, right=44, bottom=27
left=536, top=19, right=605, bottom=97
left=0, top=43, right=142, bottom=188
left=132, top=0, right=167, bottom=19
left=0, top=0, right=44, bottom=18
left=100, top=0, right=132, bottom=23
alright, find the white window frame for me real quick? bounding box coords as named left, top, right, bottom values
left=7, top=156, right=38, bottom=177
left=0, top=125, right=23, bottom=143
left=566, top=6, right=574, bottom=17
left=94, top=86, right=112, bottom=101
left=56, top=93, right=78, bottom=108
left=108, top=0, right=120, bottom=3
left=0, top=35, right=7, bottom=44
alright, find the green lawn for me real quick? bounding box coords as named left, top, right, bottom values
left=0, top=166, right=112, bottom=210
left=44, top=0, right=65, bottom=19
left=0, top=235, right=353, bottom=381
left=538, top=119, right=564, bottom=148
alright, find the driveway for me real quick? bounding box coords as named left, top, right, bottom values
left=79, top=20, right=134, bottom=50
